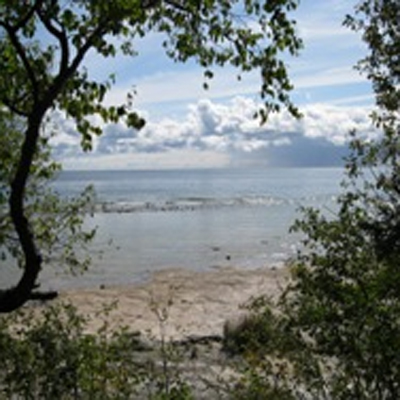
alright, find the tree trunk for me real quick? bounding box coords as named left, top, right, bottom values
left=0, top=114, right=43, bottom=313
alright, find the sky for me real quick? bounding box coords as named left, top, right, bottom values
left=52, top=0, right=377, bottom=170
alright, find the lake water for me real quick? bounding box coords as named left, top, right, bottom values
left=2, top=168, right=345, bottom=290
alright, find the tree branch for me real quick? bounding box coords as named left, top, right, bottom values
left=2, top=97, right=29, bottom=117
left=1, top=23, right=39, bottom=103
left=36, top=8, right=70, bottom=75
left=163, top=0, right=190, bottom=13
left=29, top=290, right=58, bottom=301
left=11, top=0, right=43, bottom=32
left=42, top=22, right=108, bottom=110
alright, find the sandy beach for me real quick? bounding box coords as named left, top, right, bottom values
left=58, top=266, right=289, bottom=340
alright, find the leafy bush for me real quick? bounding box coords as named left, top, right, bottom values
left=222, top=308, right=284, bottom=357
left=0, top=302, right=198, bottom=399
left=228, top=1, right=400, bottom=398
left=0, top=303, right=142, bottom=399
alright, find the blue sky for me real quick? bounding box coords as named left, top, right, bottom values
left=53, top=0, right=377, bottom=170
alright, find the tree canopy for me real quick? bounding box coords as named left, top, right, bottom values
left=0, top=0, right=302, bottom=312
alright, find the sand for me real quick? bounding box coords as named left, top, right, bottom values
left=57, top=266, right=289, bottom=340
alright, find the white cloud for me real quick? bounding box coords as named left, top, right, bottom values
left=52, top=96, right=378, bottom=169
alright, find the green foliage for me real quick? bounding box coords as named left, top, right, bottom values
left=0, top=303, right=137, bottom=399
left=0, top=301, right=198, bottom=399
left=222, top=311, right=278, bottom=357
left=344, top=0, right=400, bottom=114
left=235, top=1, right=400, bottom=398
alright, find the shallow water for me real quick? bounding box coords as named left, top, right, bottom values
left=2, top=167, right=344, bottom=290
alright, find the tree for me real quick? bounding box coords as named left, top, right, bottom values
left=0, top=109, right=95, bottom=285
left=238, top=1, right=400, bottom=398
left=0, top=0, right=302, bottom=312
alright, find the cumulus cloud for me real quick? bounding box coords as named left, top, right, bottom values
left=50, top=96, right=378, bottom=168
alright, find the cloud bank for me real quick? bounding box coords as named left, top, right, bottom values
left=51, top=97, right=378, bottom=169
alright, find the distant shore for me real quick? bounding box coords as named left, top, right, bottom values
left=57, top=266, right=289, bottom=340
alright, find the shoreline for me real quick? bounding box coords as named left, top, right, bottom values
left=56, top=265, right=289, bottom=340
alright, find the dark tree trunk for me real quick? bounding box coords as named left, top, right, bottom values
left=0, top=113, right=44, bottom=313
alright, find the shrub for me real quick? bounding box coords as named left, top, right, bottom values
left=0, top=303, right=144, bottom=399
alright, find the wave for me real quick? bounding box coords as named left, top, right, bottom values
left=94, top=194, right=336, bottom=214
left=95, top=196, right=293, bottom=213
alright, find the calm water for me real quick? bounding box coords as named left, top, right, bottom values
left=4, top=168, right=345, bottom=289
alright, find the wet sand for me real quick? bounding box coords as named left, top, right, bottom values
left=58, top=266, right=289, bottom=340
